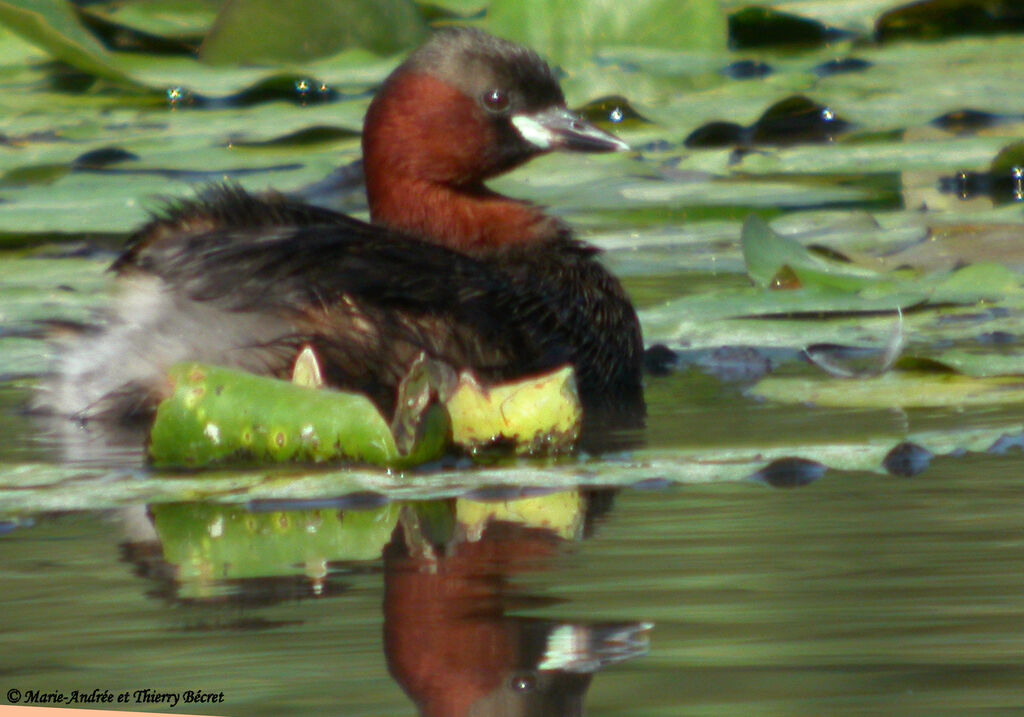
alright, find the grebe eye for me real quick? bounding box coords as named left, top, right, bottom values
left=509, top=673, right=535, bottom=692
left=481, top=88, right=510, bottom=113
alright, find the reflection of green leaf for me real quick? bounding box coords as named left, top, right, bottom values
left=486, top=0, right=726, bottom=68
left=199, top=0, right=427, bottom=65
left=152, top=502, right=400, bottom=585
left=0, top=0, right=141, bottom=85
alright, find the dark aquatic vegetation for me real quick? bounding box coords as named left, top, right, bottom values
left=72, top=147, right=140, bottom=170
left=811, top=57, right=873, bottom=77
left=728, top=6, right=859, bottom=49
left=695, top=346, right=773, bottom=383
left=78, top=8, right=201, bottom=56
left=164, top=77, right=342, bottom=109
left=931, top=108, right=1024, bottom=133
left=876, top=0, right=1024, bottom=42
left=643, top=344, right=678, bottom=376
left=750, top=96, right=851, bottom=146
left=685, top=95, right=851, bottom=148
left=976, top=331, right=1016, bottom=346
left=576, top=95, right=650, bottom=126
left=749, top=457, right=826, bottom=488
left=683, top=120, right=747, bottom=148
left=721, top=59, right=773, bottom=80
left=883, top=441, right=934, bottom=477
left=938, top=167, right=1024, bottom=204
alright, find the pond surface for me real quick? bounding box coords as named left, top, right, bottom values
left=3, top=378, right=1024, bottom=715
left=4, top=454, right=1024, bottom=715
left=4, top=3, right=1024, bottom=715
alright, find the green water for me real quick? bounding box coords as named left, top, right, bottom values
left=3, top=451, right=1023, bottom=715
left=4, top=2, right=1024, bottom=714
left=3, top=371, right=1024, bottom=715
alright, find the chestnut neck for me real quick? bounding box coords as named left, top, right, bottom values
left=362, top=71, right=563, bottom=253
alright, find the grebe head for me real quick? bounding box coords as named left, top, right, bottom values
left=362, top=27, right=629, bottom=250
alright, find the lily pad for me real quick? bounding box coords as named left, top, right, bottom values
left=0, top=0, right=141, bottom=85
left=446, top=365, right=581, bottom=454
left=148, top=362, right=450, bottom=468
left=199, top=0, right=427, bottom=65
left=486, top=0, right=727, bottom=68
left=752, top=371, right=1024, bottom=409
left=148, top=359, right=584, bottom=468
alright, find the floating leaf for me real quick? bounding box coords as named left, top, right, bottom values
left=148, top=362, right=449, bottom=468
left=148, top=360, right=583, bottom=468
left=922, top=348, right=1024, bottom=377
left=752, top=372, right=1024, bottom=409
left=0, top=0, right=141, bottom=85
left=446, top=365, right=581, bottom=454
left=741, top=215, right=880, bottom=292
left=486, top=0, right=727, bottom=69
left=84, top=0, right=219, bottom=41
left=199, top=0, right=427, bottom=65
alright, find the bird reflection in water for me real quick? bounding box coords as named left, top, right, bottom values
left=118, top=489, right=652, bottom=715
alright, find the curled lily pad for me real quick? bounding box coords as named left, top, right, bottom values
left=741, top=215, right=881, bottom=292
left=148, top=357, right=583, bottom=468
left=446, top=365, right=581, bottom=455
left=148, top=362, right=449, bottom=468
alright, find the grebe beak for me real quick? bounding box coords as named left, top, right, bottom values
left=512, top=107, right=630, bottom=153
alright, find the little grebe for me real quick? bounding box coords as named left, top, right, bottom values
left=41, top=27, right=645, bottom=429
